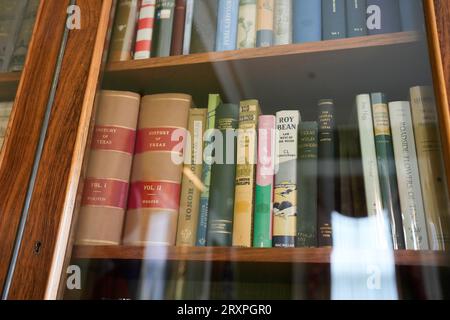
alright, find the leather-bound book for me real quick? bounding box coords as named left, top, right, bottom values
left=152, top=0, right=176, bottom=57
left=170, top=0, right=187, bottom=55
left=75, top=91, right=140, bottom=245
left=123, top=94, right=191, bottom=246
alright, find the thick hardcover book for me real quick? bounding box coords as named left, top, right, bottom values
left=152, top=0, right=176, bottom=57
left=388, top=101, right=429, bottom=250
left=293, top=0, right=322, bottom=43
left=399, top=0, right=424, bottom=32
left=134, top=0, right=157, bottom=59
left=109, top=0, right=140, bottom=62
left=371, top=92, right=405, bottom=250
left=322, top=0, right=346, bottom=40
left=207, top=103, right=240, bottom=247
left=196, top=94, right=222, bottom=246
left=273, top=0, right=292, bottom=45
left=317, top=99, right=336, bottom=247
left=176, top=108, right=207, bottom=246
left=346, top=0, right=367, bottom=37
left=338, top=126, right=354, bottom=216
left=253, top=115, right=276, bottom=248
left=367, top=0, right=401, bottom=35
left=297, top=121, right=318, bottom=247
left=216, top=0, right=239, bottom=51
left=232, top=100, right=260, bottom=247
left=410, top=86, right=450, bottom=250
left=190, top=0, right=219, bottom=53
left=171, top=0, right=187, bottom=55
left=273, top=110, right=300, bottom=248
left=237, top=0, right=257, bottom=49
left=123, top=93, right=191, bottom=245
left=75, top=91, right=140, bottom=245
left=256, top=0, right=274, bottom=47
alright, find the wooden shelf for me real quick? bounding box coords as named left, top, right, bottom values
left=72, top=245, right=450, bottom=267
left=0, top=72, right=21, bottom=101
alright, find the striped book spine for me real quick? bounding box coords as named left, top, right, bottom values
left=134, top=0, right=156, bottom=59
left=256, top=0, right=275, bottom=47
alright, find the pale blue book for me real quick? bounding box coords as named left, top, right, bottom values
left=216, top=0, right=239, bottom=51
left=293, top=0, right=322, bottom=43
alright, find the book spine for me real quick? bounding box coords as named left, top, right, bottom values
left=273, top=110, right=300, bottom=248
left=367, top=0, right=401, bottom=35
left=182, top=0, right=194, bottom=54
left=273, top=0, right=292, bottom=45
left=123, top=93, right=191, bottom=246
left=256, top=0, right=274, bottom=47
left=232, top=100, right=260, bottom=247
left=108, top=0, right=140, bottom=62
left=75, top=91, right=140, bottom=245
left=134, top=0, right=156, bottom=59
left=190, top=0, right=219, bottom=53
left=207, top=103, right=240, bottom=246
left=410, top=86, right=450, bottom=250
left=152, top=0, right=176, bottom=57
left=399, top=0, right=424, bottom=32
left=338, top=126, right=354, bottom=216
left=371, top=92, right=405, bottom=250
left=388, top=101, right=429, bottom=250
left=237, top=0, right=257, bottom=49
left=297, top=121, right=318, bottom=247
left=196, top=94, right=222, bottom=246
left=346, top=0, right=367, bottom=37
left=170, top=0, right=187, bottom=55
left=293, top=0, right=322, bottom=43
left=322, top=0, right=346, bottom=40
left=216, top=0, right=239, bottom=51
left=253, top=115, right=276, bottom=248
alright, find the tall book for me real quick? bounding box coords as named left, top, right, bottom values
left=293, top=0, right=322, bottom=43
left=176, top=108, right=207, bottom=246
left=256, top=0, right=274, bottom=47
left=232, top=100, right=260, bottom=247
left=367, top=0, right=401, bottom=35
left=189, top=0, right=219, bottom=53
left=196, top=94, right=222, bottom=246
left=152, top=0, right=176, bottom=57
left=371, top=92, right=405, bottom=250
left=322, top=0, right=346, bottom=40
left=253, top=115, right=276, bottom=248
left=207, top=103, right=240, bottom=247
left=346, top=0, right=367, bottom=37
left=273, top=110, right=300, bottom=248
left=237, top=0, right=257, bottom=49
left=297, top=121, right=318, bottom=247
left=216, top=0, right=239, bottom=51
left=317, top=99, right=337, bottom=247
left=134, top=0, right=157, bottom=59
left=399, top=0, right=424, bottom=32
left=338, top=126, right=354, bottom=216
left=170, top=0, right=187, bottom=55
left=273, top=0, right=292, bottom=45
left=410, top=86, right=450, bottom=250
left=108, top=0, right=140, bottom=62
left=123, top=93, right=191, bottom=245
left=388, top=101, right=429, bottom=250
left=75, top=91, right=140, bottom=245
left=182, top=0, right=194, bottom=54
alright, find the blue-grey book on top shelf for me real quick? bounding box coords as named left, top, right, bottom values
left=346, top=0, right=367, bottom=37
left=367, top=0, right=401, bottom=35
left=216, top=0, right=239, bottom=51
left=399, top=0, right=425, bottom=32
left=293, top=0, right=322, bottom=43
left=322, top=0, right=347, bottom=40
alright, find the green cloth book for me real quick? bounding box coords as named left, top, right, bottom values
left=152, top=0, right=176, bottom=57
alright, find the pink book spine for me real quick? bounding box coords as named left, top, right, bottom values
left=134, top=0, right=156, bottom=59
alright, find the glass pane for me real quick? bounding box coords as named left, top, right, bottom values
left=65, top=0, right=450, bottom=300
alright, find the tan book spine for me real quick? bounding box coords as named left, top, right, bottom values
left=410, top=86, right=450, bottom=250
left=75, top=90, right=140, bottom=245
left=176, top=108, right=207, bottom=246
left=232, top=100, right=260, bottom=247
left=123, top=93, right=191, bottom=246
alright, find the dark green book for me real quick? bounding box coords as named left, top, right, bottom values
left=338, top=126, right=354, bottom=216
left=152, top=0, right=176, bottom=57
left=371, top=92, right=405, bottom=250
left=297, top=122, right=318, bottom=247
left=207, top=103, right=239, bottom=246
left=190, top=0, right=219, bottom=53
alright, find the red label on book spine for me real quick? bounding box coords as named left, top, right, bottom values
left=91, top=125, right=136, bottom=154
left=82, top=178, right=129, bottom=209
left=134, top=127, right=186, bottom=154
left=127, top=181, right=181, bottom=210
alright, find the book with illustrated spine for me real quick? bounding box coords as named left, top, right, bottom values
left=256, top=0, right=274, bottom=47
left=216, top=0, right=239, bottom=51
left=237, top=0, right=257, bottom=49
left=134, top=0, right=157, bottom=59
left=273, top=0, right=292, bottom=45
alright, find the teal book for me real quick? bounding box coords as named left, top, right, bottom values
left=196, top=94, right=222, bottom=246
left=206, top=103, right=240, bottom=246
left=152, top=0, right=176, bottom=57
